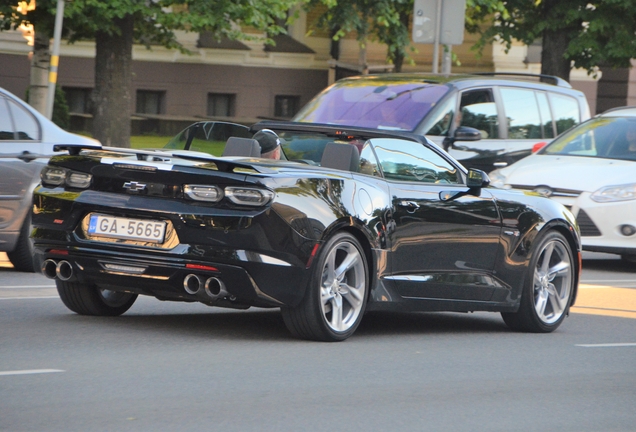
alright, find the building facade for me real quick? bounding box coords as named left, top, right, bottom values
left=0, top=8, right=606, bottom=133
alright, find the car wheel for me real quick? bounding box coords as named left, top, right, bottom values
left=56, top=280, right=137, bottom=316
left=7, top=212, right=35, bottom=272
left=502, top=231, right=575, bottom=333
left=281, top=232, right=368, bottom=341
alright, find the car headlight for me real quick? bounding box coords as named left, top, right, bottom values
left=591, top=183, right=636, bottom=202
left=487, top=169, right=510, bottom=189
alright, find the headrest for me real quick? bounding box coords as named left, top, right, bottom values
left=320, top=142, right=360, bottom=172
left=222, top=137, right=261, bottom=157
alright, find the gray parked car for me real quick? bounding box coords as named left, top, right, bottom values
left=0, top=87, right=99, bottom=271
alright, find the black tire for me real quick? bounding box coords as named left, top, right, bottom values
left=502, top=231, right=575, bottom=333
left=56, top=280, right=137, bottom=316
left=7, top=212, right=35, bottom=272
left=281, top=232, right=369, bottom=342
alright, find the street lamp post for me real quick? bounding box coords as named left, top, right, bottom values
left=45, top=0, right=65, bottom=120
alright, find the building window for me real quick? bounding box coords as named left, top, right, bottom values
left=63, top=87, right=92, bottom=114
left=207, top=93, right=235, bottom=117
left=275, top=95, right=300, bottom=118
left=136, top=90, right=165, bottom=114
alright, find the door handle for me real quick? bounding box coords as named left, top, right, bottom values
left=398, top=201, right=420, bottom=212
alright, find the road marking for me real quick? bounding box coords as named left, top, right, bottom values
left=0, top=296, right=59, bottom=301
left=0, top=369, right=64, bottom=376
left=581, top=280, right=636, bottom=284
left=576, top=343, right=636, bottom=348
left=571, top=286, right=636, bottom=319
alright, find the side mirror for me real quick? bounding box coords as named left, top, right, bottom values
left=454, top=126, right=482, bottom=142
left=466, top=168, right=490, bottom=189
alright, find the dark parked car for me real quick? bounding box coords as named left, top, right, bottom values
left=293, top=73, right=590, bottom=172
left=32, top=121, right=581, bottom=341
left=0, top=86, right=99, bottom=271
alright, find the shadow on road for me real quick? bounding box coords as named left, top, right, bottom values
left=45, top=304, right=510, bottom=343
left=582, top=257, right=635, bottom=273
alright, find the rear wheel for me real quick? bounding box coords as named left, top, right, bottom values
left=502, top=231, right=575, bottom=333
left=56, top=280, right=137, bottom=316
left=7, top=212, right=35, bottom=272
left=281, top=232, right=368, bottom=341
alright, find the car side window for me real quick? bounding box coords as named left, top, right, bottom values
left=0, top=97, right=15, bottom=140
left=358, top=141, right=382, bottom=177
left=8, top=99, right=39, bottom=140
left=536, top=92, right=555, bottom=139
left=423, top=96, right=454, bottom=136
left=550, top=93, right=580, bottom=135
left=459, top=89, right=499, bottom=139
left=500, top=88, right=543, bottom=139
left=369, top=138, right=460, bottom=184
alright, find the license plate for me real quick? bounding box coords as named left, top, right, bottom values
left=87, top=214, right=166, bottom=243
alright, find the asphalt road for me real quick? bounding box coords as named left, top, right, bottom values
left=1, top=252, right=635, bottom=431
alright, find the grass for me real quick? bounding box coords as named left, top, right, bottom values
left=130, top=135, right=172, bottom=149
left=75, top=133, right=225, bottom=156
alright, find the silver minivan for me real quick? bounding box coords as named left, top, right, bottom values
left=293, top=73, right=591, bottom=173
left=0, top=87, right=99, bottom=271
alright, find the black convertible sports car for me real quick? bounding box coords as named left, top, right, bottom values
left=32, top=121, right=581, bottom=341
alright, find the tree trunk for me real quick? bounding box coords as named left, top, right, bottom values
left=392, top=10, right=411, bottom=73
left=92, top=15, right=134, bottom=147
left=28, top=29, right=50, bottom=115
left=540, top=28, right=571, bottom=82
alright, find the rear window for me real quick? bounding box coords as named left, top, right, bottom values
left=293, top=81, right=450, bottom=132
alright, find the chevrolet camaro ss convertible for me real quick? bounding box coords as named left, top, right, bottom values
left=32, top=121, right=581, bottom=341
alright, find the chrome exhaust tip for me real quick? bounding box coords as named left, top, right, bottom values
left=42, top=259, right=58, bottom=279
left=56, top=260, right=74, bottom=281
left=204, top=277, right=228, bottom=299
left=183, top=274, right=203, bottom=295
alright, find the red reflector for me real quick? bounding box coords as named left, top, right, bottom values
left=532, top=142, right=547, bottom=153
left=54, top=219, right=64, bottom=224
left=48, top=249, right=69, bottom=255
left=305, top=243, right=320, bottom=269
left=185, top=263, right=218, bottom=272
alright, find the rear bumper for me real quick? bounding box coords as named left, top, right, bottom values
left=34, top=243, right=310, bottom=308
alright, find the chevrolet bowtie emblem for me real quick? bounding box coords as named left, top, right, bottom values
left=123, top=181, right=147, bottom=192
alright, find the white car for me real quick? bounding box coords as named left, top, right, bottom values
left=489, top=106, right=636, bottom=262
left=0, top=87, right=100, bottom=271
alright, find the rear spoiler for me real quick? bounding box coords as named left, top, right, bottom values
left=52, top=144, right=277, bottom=174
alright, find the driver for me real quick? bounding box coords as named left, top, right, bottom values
left=253, top=129, right=283, bottom=160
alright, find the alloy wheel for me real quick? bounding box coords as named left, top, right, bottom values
left=319, top=241, right=366, bottom=333
left=533, top=240, right=573, bottom=324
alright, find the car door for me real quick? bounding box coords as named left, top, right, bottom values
left=0, top=94, right=44, bottom=234
left=369, top=138, right=503, bottom=302
left=444, top=88, right=506, bottom=172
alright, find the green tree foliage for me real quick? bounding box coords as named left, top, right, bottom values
left=307, top=0, right=415, bottom=72
left=2, top=1, right=299, bottom=147
left=64, top=0, right=300, bottom=147
left=466, top=0, right=636, bottom=81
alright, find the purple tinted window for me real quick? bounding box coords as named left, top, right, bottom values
left=294, top=82, right=450, bottom=131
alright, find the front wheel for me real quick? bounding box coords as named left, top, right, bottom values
left=56, top=280, right=137, bottom=316
left=502, top=231, right=575, bottom=333
left=282, top=232, right=368, bottom=341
